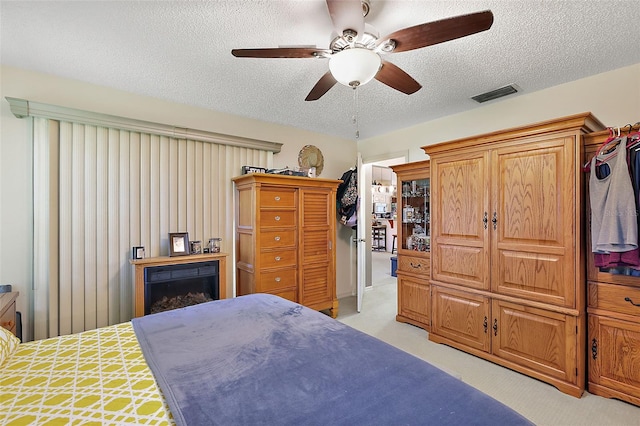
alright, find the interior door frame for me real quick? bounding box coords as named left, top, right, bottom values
left=357, top=151, right=408, bottom=311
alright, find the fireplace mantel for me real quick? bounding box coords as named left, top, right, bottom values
left=130, top=253, right=227, bottom=317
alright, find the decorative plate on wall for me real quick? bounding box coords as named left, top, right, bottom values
left=298, top=145, right=324, bottom=176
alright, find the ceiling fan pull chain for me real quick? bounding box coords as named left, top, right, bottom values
left=353, top=86, right=360, bottom=139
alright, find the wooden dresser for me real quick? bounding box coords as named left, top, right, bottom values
left=0, top=292, right=19, bottom=337
left=232, top=174, right=340, bottom=317
left=424, top=113, right=604, bottom=398
left=390, top=160, right=431, bottom=330
left=584, top=126, right=640, bottom=406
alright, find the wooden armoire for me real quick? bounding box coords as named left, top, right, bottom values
left=232, top=173, right=340, bottom=318
left=423, top=113, right=604, bottom=397
left=584, top=126, right=640, bottom=406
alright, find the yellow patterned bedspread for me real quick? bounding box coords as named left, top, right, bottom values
left=0, top=322, right=174, bottom=425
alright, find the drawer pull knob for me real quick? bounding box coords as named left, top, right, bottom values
left=275, top=196, right=280, bottom=201
left=410, top=262, right=421, bottom=269
left=275, top=256, right=281, bottom=261
left=624, top=297, right=640, bottom=307
left=275, top=215, right=281, bottom=221
left=275, top=277, right=281, bottom=282
left=274, top=236, right=281, bottom=241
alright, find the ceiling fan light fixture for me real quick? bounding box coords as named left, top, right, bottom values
left=329, top=48, right=381, bottom=88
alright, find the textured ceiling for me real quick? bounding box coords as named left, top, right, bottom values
left=2, top=1, right=639, bottom=141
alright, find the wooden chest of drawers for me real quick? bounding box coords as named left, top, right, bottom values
left=233, top=174, right=340, bottom=317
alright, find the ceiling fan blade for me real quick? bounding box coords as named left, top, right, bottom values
left=326, top=0, right=364, bottom=38
left=305, top=71, right=337, bottom=101
left=377, top=10, right=494, bottom=53
left=374, top=60, right=422, bottom=95
left=232, top=47, right=331, bottom=58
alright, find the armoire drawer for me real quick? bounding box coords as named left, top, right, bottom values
left=260, top=188, right=296, bottom=208
left=260, top=268, right=297, bottom=293
left=398, top=255, right=430, bottom=276
left=260, top=210, right=296, bottom=228
left=589, top=282, right=640, bottom=318
left=260, top=230, right=296, bottom=249
left=260, top=249, right=296, bottom=269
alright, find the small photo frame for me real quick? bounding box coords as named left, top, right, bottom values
left=169, top=232, right=190, bottom=257
left=190, top=240, right=202, bottom=254
left=132, top=246, right=145, bottom=260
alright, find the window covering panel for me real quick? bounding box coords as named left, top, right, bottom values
left=32, top=117, right=272, bottom=339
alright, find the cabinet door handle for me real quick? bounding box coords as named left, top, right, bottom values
left=274, top=196, right=281, bottom=201
left=492, top=212, right=498, bottom=230
left=410, top=262, right=421, bottom=269
left=591, top=338, right=598, bottom=360
left=493, top=319, right=498, bottom=336
left=483, top=212, right=488, bottom=229
left=483, top=316, right=488, bottom=334
left=275, top=256, right=281, bottom=261
left=274, top=236, right=281, bottom=241
left=274, top=215, right=281, bottom=221
left=625, top=297, right=640, bottom=307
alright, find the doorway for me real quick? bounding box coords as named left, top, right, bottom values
left=354, top=154, right=406, bottom=308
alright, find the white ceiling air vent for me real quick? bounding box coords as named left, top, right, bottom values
left=471, top=84, right=519, bottom=103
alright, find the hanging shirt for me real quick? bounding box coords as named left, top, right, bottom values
left=590, top=136, right=638, bottom=253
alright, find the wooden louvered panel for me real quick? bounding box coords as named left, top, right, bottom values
left=301, top=265, right=332, bottom=306
left=302, top=191, right=330, bottom=227
left=302, top=230, right=330, bottom=263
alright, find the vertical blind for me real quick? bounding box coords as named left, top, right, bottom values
left=32, top=117, right=272, bottom=340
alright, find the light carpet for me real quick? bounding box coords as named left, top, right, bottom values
left=337, top=251, right=640, bottom=426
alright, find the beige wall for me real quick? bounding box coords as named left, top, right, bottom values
left=0, top=66, right=357, bottom=340
left=358, top=63, right=640, bottom=160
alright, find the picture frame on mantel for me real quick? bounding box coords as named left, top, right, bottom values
left=169, top=232, right=190, bottom=257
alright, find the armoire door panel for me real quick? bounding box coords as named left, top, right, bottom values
left=492, top=144, right=567, bottom=244
left=491, top=138, right=575, bottom=307
left=434, top=156, right=487, bottom=240
left=431, top=153, right=490, bottom=289
left=431, top=286, right=490, bottom=352
left=492, top=300, right=575, bottom=383
left=590, top=315, right=640, bottom=399
left=495, top=250, right=568, bottom=305
left=433, top=244, right=487, bottom=290
left=397, top=275, right=430, bottom=325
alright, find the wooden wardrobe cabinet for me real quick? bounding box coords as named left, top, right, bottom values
left=390, top=160, right=431, bottom=330
left=232, top=174, right=340, bottom=318
left=584, top=127, right=640, bottom=406
left=424, top=113, right=604, bottom=398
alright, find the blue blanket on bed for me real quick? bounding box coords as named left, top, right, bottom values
left=132, top=294, right=533, bottom=426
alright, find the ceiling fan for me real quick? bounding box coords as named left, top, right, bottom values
left=231, top=0, right=494, bottom=101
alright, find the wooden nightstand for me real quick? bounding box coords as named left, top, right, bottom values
left=0, top=292, right=19, bottom=337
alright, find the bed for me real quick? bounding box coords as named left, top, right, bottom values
left=1, top=294, right=533, bottom=425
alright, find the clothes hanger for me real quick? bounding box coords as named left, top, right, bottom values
left=583, top=127, right=619, bottom=172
